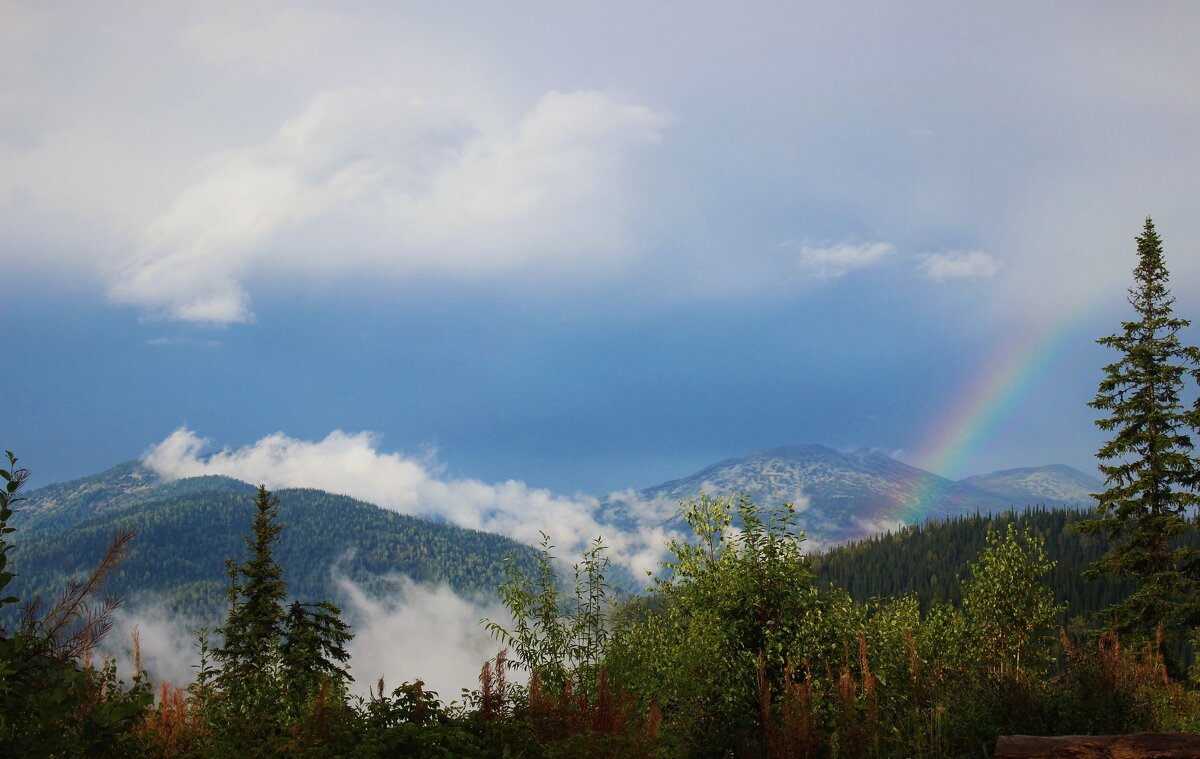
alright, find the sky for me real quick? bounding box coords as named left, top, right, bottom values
left=5, top=0, right=1200, bottom=499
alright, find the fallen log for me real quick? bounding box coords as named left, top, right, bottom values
left=994, top=732, right=1200, bottom=758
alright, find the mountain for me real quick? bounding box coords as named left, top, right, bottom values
left=7, top=463, right=539, bottom=624
left=11, top=460, right=167, bottom=535
left=6, top=448, right=1103, bottom=623
left=10, top=460, right=278, bottom=538
left=958, top=465, right=1102, bottom=507
left=602, top=444, right=1100, bottom=547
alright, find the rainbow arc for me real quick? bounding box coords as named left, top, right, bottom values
left=899, top=304, right=1104, bottom=522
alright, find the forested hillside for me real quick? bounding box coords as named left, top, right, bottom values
left=8, top=483, right=540, bottom=621
left=814, top=507, right=1137, bottom=624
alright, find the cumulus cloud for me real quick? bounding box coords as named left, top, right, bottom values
left=6, top=3, right=1200, bottom=328
left=143, top=428, right=675, bottom=578
left=108, top=89, right=669, bottom=324
left=795, top=241, right=894, bottom=279
left=918, top=250, right=998, bottom=282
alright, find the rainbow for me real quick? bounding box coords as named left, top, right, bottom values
left=897, top=302, right=1107, bottom=524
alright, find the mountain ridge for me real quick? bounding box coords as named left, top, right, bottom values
left=7, top=466, right=540, bottom=624
left=603, top=443, right=1101, bottom=547
left=8, top=445, right=1104, bottom=612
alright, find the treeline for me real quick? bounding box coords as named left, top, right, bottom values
left=814, top=507, right=1141, bottom=623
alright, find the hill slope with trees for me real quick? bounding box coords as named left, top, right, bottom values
left=813, top=507, right=1137, bottom=626
left=8, top=480, right=539, bottom=622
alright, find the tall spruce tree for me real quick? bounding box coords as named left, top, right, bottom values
left=215, top=484, right=287, bottom=693
left=1080, top=217, right=1200, bottom=641
left=206, top=485, right=359, bottom=751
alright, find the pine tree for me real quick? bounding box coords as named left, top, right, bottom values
left=1080, top=217, right=1200, bottom=642
left=215, top=484, right=287, bottom=695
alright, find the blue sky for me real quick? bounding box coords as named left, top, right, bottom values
left=4, top=1, right=1200, bottom=496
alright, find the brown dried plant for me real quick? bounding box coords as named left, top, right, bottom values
left=759, top=654, right=818, bottom=759
left=22, top=527, right=135, bottom=661
left=480, top=649, right=510, bottom=723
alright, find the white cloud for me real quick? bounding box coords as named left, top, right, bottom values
left=849, top=515, right=908, bottom=540
left=599, top=489, right=682, bottom=524
left=143, top=428, right=675, bottom=578
left=337, top=575, right=517, bottom=699
left=9, top=0, right=1200, bottom=326
left=108, top=89, right=669, bottom=324
left=104, top=579, right=516, bottom=699
left=795, top=241, right=894, bottom=279
left=106, top=604, right=204, bottom=689
left=7, top=3, right=1200, bottom=326
left=919, top=250, right=998, bottom=282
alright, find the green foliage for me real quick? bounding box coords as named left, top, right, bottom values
left=281, top=600, right=354, bottom=707
left=606, top=494, right=846, bottom=757
left=1, top=646, right=152, bottom=756
left=962, top=525, right=1063, bottom=681
left=889, top=526, right=1067, bottom=753
left=484, top=533, right=614, bottom=695
left=0, top=452, right=152, bottom=756
left=217, top=485, right=287, bottom=678
left=815, top=507, right=1154, bottom=625
left=198, top=484, right=367, bottom=756
left=601, top=496, right=1116, bottom=758
left=355, top=679, right=482, bottom=758
left=0, top=451, right=27, bottom=616
left=1079, top=217, right=1200, bottom=642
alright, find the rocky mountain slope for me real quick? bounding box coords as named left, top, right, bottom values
left=602, top=444, right=1101, bottom=546
left=958, top=464, right=1100, bottom=506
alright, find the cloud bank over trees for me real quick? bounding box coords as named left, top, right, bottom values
left=108, top=576, right=515, bottom=701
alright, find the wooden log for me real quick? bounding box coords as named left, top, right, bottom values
left=994, top=732, right=1200, bottom=758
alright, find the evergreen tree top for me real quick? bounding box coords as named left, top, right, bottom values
left=1081, top=217, right=1200, bottom=641
left=215, top=484, right=287, bottom=683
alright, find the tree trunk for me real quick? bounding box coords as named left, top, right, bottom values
left=995, top=732, right=1200, bottom=758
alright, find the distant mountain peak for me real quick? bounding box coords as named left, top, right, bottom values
left=958, top=464, right=1101, bottom=506
left=15, top=460, right=162, bottom=533
left=20, top=447, right=1102, bottom=559
left=604, top=444, right=1099, bottom=548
